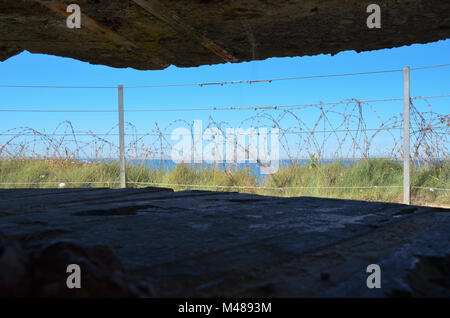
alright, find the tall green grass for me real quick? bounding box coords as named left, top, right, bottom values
left=264, top=159, right=448, bottom=205
left=0, top=159, right=448, bottom=206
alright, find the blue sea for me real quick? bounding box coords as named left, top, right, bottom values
left=125, top=159, right=359, bottom=181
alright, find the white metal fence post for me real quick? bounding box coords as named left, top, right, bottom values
left=403, top=67, right=411, bottom=205
left=118, top=85, right=126, bottom=188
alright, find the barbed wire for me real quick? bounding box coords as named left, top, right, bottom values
left=0, top=63, right=447, bottom=203
left=0, top=63, right=449, bottom=89
left=1, top=98, right=447, bottom=164
left=2, top=125, right=448, bottom=137
left=2, top=181, right=447, bottom=192
left=411, top=187, right=450, bottom=192
left=1, top=94, right=449, bottom=113
left=0, top=181, right=120, bottom=185
left=129, top=182, right=449, bottom=192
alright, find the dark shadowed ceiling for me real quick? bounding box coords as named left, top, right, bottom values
left=1, top=0, right=449, bottom=70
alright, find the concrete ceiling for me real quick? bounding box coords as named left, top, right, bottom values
left=1, top=0, right=449, bottom=70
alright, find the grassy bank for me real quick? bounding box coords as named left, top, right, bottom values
left=0, top=159, right=448, bottom=206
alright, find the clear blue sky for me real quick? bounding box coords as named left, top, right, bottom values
left=0, top=39, right=449, bottom=159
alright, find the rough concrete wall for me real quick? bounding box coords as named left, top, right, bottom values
left=0, top=188, right=449, bottom=297
left=0, top=0, right=449, bottom=70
